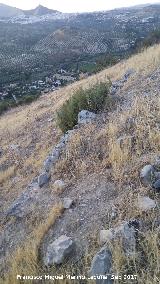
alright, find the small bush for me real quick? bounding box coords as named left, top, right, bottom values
left=0, top=101, right=10, bottom=115
left=0, top=93, right=40, bottom=116
left=18, top=93, right=40, bottom=105
left=57, top=81, right=112, bottom=132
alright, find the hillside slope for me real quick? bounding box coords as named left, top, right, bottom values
left=0, top=45, right=160, bottom=283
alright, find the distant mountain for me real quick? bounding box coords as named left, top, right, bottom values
left=23, top=5, right=59, bottom=17
left=0, top=3, right=60, bottom=19
left=0, top=3, right=22, bottom=18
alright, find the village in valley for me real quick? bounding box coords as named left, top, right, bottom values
left=0, top=68, right=82, bottom=103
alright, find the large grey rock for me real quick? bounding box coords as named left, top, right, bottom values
left=153, top=179, right=160, bottom=192
left=90, top=247, right=113, bottom=284
left=114, top=223, right=136, bottom=255
left=99, top=222, right=136, bottom=255
left=44, top=235, right=75, bottom=266
left=78, top=110, right=96, bottom=124
left=140, top=164, right=155, bottom=186
left=38, top=173, right=50, bottom=187
left=137, top=196, right=156, bottom=211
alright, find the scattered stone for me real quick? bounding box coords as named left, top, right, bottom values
left=44, top=235, right=75, bottom=266
left=55, top=142, right=65, bottom=150
left=78, top=110, right=96, bottom=124
left=48, top=118, right=54, bottom=122
left=99, top=222, right=136, bottom=255
left=110, top=207, right=118, bottom=220
left=110, top=70, right=135, bottom=96
left=73, top=124, right=79, bottom=130
left=123, top=69, right=135, bottom=80
left=44, top=156, right=53, bottom=172
left=53, top=180, right=65, bottom=193
left=140, top=164, right=155, bottom=186
left=137, top=196, right=156, bottom=211
left=63, top=198, right=73, bottom=209
left=125, top=117, right=136, bottom=131
left=51, top=149, right=60, bottom=160
left=89, top=247, right=113, bottom=284
left=29, top=176, right=38, bottom=186
left=9, top=144, right=19, bottom=151
left=112, top=81, right=123, bottom=88
left=154, top=156, right=160, bottom=170
left=60, top=133, right=70, bottom=144
left=154, top=172, right=160, bottom=180
left=153, top=179, right=160, bottom=192
left=99, top=230, right=113, bottom=245
left=117, top=135, right=135, bottom=150
left=0, top=148, right=3, bottom=156
left=38, top=173, right=50, bottom=187
left=110, top=86, right=117, bottom=95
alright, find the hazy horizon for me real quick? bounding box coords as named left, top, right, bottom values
left=0, top=0, right=159, bottom=13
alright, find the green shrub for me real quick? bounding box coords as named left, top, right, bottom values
left=57, top=81, right=112, bottom=133
left=0, top=101, right=10, bottom=115
left=18, top=93, right=40, bottom=105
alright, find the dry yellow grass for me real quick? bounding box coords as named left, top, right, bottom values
left=0, top=45, right=160, bottom=200
left=112, top=226, right=160, bottom=284
left=0, top=166, right=16, bottom=184
left=1, top=203, right=64, bottom=284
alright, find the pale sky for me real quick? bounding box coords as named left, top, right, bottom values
left=0, top=0, right=159, bottom=12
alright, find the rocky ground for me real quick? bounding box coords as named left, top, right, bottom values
left=0, top=45, right=160, bottom=283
